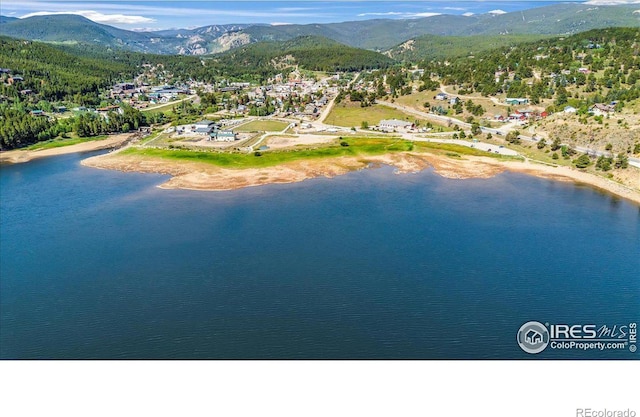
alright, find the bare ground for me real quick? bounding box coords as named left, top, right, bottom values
left=82, top=149, right=640, bottom=205
left=0, top=134, right=133, bottom=164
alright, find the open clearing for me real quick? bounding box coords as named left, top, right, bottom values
left=324, top=102, right=420, bottom=128
left=233, top=120, right=290, bottom=132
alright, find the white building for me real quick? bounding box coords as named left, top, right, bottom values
left=378, top=119, right=413, bottom=131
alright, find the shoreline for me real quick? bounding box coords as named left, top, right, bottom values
left=81, top=149, right=640, bottom=206
left=0, top=133, right=134, bottom=164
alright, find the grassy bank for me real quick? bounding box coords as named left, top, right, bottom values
left=234, top=120, right=290, bottom=132
left=120, top=137, right=512, bottom=169
left=25, top=135, right=108, bottom=151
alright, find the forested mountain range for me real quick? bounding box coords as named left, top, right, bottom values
left=1, top=3, right=638, bottom=55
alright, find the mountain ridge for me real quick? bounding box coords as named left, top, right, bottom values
left=1, top=3, right=639, bottom=55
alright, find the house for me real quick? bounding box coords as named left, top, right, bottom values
left=379, top=119, right=412, bottom=131
left=19, top=89, right=33, bottom=95
left=8, top=75, right=23, bottom=84
left=96, top=106, right=123, bottom=118
left=589, top=103, right=615, bottom=116
left=194, top=126, right=213, bottom=136
left=195, top=120, right=216, bottom=129
left=30, top=110, right=46, bottom=116
left=563, top=106, right=577, bottom=113
left=435, top=93, right=448, bottom=100
left=505, top=98, right=529, bottom=105
left=315, top=96, right=328, bottom=106
left=449, top=97, right=460, bottom=105
left=210, top=130, right=236, bottom=142
left=114, top=82, right=135, bottom=91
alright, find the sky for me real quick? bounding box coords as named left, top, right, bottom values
left=1, top=0, right=639, bottom=30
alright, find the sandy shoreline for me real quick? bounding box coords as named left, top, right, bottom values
left=81, top=149, right=640, bottom=205
left=0, top=133, right=133, bottom=164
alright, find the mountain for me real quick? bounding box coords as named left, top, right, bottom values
left=451, top=3, right=640, bottom=36
left=236, top=4, right=640, bottom=51
left=0, top=14, right=248, bottom=54
left=1, top=4, right=639, bottom=56
left=386, top=34, right=553, bottom=61
left=0, top=16, right=18, bottom=24
left=215, top=35, right=394, bottom=72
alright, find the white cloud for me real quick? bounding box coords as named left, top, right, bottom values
left=583, top=0, right=640, bottom=5
left=443, top=7, right=467, bottom=11
left=463, top=12, right=475, bottom=16
left=357, top=12, right=405, bottom=17
left=487, top=9, right=508, bottom=15
left=412, top=13, right=443, bottom=18
left=6, top=1, right=331, bottom=20
left=270, top=22, right=293, bottom=26
left=20, top=10, right=156, bottom=24
left=357, top=11, right=441, bottom=18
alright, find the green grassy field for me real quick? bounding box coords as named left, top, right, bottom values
left=412, top=141, right=522, bottom=160
left=121, top=137, right=512, bottom=169
left=324, top=102, right=418, bottom=128
left=25, top=135, right=108, bottom=150
left=234, top=120, right=290, bottom=132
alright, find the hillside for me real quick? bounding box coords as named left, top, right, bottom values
left=0, top=16, right=18, bottom=24
left=386, top=34, right=553, bottom=61
left=1, top=3, right=638, bottom=55
left=0, top=36, right=140, bottom=102
left=215, top=35, right=394, bottom=72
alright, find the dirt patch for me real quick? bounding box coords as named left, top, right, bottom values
left=265, top=134, right=338, bottom=149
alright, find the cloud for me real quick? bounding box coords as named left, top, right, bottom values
left=443, top=7, right=467, bottom=11
left=6, top=1, right=331, bottom=20
left=20, top=10, right=156, bottom=24
left=412, top=12, right=443, bottom=18
left=357, top=12, right=405, bottom=17
left=270, top=22, right=293, bottom=26
left=463, top=12, right=475, bottom=16
left=357, top=11, right=442, bottom=18
left=487, top=9, right=508, bottom=15
left=583, top=0, right=640, bottom=4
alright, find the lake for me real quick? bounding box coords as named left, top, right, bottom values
left=1, top=151, right=638, bottom=359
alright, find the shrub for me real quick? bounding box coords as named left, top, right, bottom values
left=574, top=154, right=591, bottom=169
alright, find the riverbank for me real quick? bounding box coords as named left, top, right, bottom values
left=81, top=148, right=640, bottom=205
left=0, top=133, right=133, bottom=164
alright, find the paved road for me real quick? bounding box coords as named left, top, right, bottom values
left=317, top=72, right=359, bottom=124
left=400, top=134, right=519, bottom=156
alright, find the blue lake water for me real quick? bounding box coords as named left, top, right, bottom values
left=1, top=151, right=638, bottom=359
